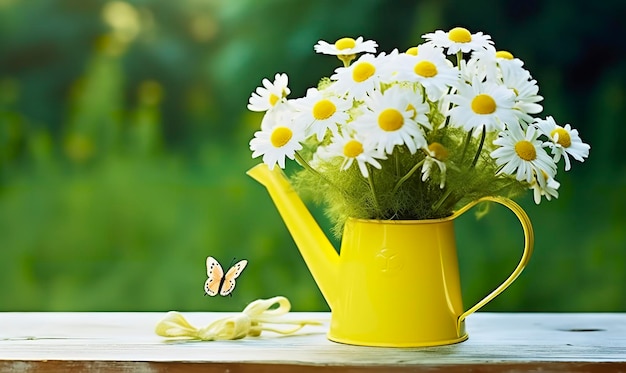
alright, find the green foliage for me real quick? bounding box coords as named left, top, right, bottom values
left=293, top=125, right=527, bottom=237
left=0, top=0, right=625, bottom=312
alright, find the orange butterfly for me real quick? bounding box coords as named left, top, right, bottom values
left=204, top=256, right=248, bottom=297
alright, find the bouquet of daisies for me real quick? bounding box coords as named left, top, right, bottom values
left=247, top=27, right=589, bottom=233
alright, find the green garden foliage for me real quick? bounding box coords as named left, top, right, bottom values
left=0, top=0, right=624, bottom=311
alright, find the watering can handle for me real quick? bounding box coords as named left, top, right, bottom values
left=455, top=196, right=534, bottom=331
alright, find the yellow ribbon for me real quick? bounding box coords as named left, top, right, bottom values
left=155, top=296, right=323, bottom=341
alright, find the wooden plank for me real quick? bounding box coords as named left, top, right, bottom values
left=1, top=361, right=625, bottom=373
left=0, top=312, right=625, bottom=372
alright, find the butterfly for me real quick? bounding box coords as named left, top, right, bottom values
left=204, top=256, right=248, bottom=297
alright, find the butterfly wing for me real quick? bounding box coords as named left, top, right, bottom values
left=219, top=259, right=248, bottom=296
left=204, top=256, right=224, bottom=297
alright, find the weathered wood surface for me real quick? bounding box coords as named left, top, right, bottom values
left=0, top=312, right=625, bottom=372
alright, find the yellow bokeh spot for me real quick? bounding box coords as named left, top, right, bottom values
left=335, top=37, right=356, bottom=50
left=378, top=109, right=404, bottom=131
left=514, top=140, right=537, bottom=161
left=471, top=94, right=496, bottom=115
left=352, top=62, right=376, bottom=82
left=189, top=14, right=218, bottom=42
left=496, top=50, right=514, bottom=60
left=550, top=128, right=572, bottom=148
left=414, top=61, right=438, bottom=78
left=343, top=140, right=364, bottom=158
left=448, top=27, right=472, bottom=43
left=101, top=1, right=141, bottom=43
left=428, top=142, right=449, bottom=161
left=406, top=46, right=418, bottom=56
left=269, top=94, right=279, bottom=106
left=312, top=99, right=336, bottom=120
left=270, top=126, right=293, bottom=148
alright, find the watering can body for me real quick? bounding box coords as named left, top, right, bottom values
left=331, top=217, right=467, bottom=346
left=247, top=163, right=533, bottom=347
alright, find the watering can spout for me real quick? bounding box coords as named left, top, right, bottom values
left=246, top=163, right=339, bottom=309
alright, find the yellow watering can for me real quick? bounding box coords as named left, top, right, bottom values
left=247, top=163, right=533, bottom=347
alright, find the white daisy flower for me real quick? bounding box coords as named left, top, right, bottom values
left=320, top=132, right=386, bottom=177
left=499, top=62, right=543, bottom=123
left=330, top=53, right=382, bottom=100
left=463, top=45, right=498, bottom=83
left=422, top=27, right=493, bottom=55
left=249, top=120, right=305, bottom=170
left=460, top=55, right=489, bottom=85
left=490, top=124, right=557, bottom=183
left=392, top=84, right=431, bottom=129
left=259, top=100, right=297, bottom=130
left=371, top=49, right=403, bottom=84
left=448, top=77, right=518, bottom=133
left=351, top=85, right=426, bottom=154
left=463, top=47, right=526, bottom=85
left=421, top=142, right=448, bottom=188
left=534, top=116, right=590, bottom=171
left=529, top=171, right=560, bottom=204
left=394, top=44, right=460, bottom=101
left=430, top=94, right=453, bottom=128
left=247, top=73, right=291, bottom=112
left=472, top=48, right=541, bottom=123
left=405, top=46, right=419, bottom=56
left=314, top=36, right=378, bottom=56
left=495, top=50, right=525, bottom=72
left=292, top=88, right=352, bottom=141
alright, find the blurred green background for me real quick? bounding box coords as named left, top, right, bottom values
left=1, top=0, right=624, bottom=312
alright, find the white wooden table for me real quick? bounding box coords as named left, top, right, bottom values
left=1, top=312, right=625, bottom=372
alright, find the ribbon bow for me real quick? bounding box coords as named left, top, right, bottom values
left=155, top=296, right=323, bottom=341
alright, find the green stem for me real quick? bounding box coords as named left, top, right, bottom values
left=295, top=151, right=366, bottom=210
left=460, top=128, right=474, bottom=162
left=432, top=126, right=486, bottom=215
left=295, top=151, right=318, bottom=176
left=456, top=51, right=463, bottom=70
left=493, top=180, right=517, bottom=195
left=338, top=54, right=356, bottom=67
left=431, top=187, right=453, bottom=214
left=367, top=164, right=382, bottom=218
left=394, top=151, right=400, bottom=179
left=470, top=125, right=486, bottom=169
left=295, top=151, right=341, bottom=192
left=392, top=159, right=425, bottom=195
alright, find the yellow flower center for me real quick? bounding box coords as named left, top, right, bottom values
left=343, top=140, right=364, bottom=158
left=496, top=50, right=514, bottom=60
left=550, top=128, right=572, bottom=148
left=335, top=37, right=356, bottom=51
left=270, top=126, right=293, bottom=148
left=406, top=46, right=418, bottom=56
left=471, top=94, right=496, bottom=114
left=312, top=99, right=336, bottom=120
left=414, top=61, right=437, bottom=78
left=514, top=140, right=536, bottom=161
left=269, top=93, right=279, bottom=106
left=448, top=27, right=472, bottom=43
left=352, top=61, right=376, bottom=82
left=378, top=108, right=404, bottom=131
left=428, top=142, right=449, bottom=161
